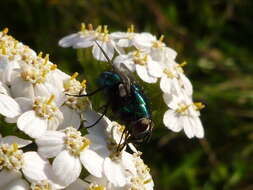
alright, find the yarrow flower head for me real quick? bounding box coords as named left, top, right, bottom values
left=0, top=24, right=206, bottom=190
left=36, top=126, right=107, bottom=186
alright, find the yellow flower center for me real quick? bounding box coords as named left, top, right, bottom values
left=31, top=180, right=53, bottom=190
left=33, top=95, right=59, bottom=119
left=133, top=50, right=148, bottom=65
left=64, top=127, right=91, bottom=156
left=88, top=184, right=106, bottom=190
left=0, top=143, right=24, bottom=171
left=152, top=35, right=165, bottom=48
left=163, top=68, right=175, bottom=78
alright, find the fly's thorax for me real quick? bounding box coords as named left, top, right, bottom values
left=97, top=71, right=122, bottom=88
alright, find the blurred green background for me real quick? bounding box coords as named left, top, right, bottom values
left=1, top=0, right=253, bottom=189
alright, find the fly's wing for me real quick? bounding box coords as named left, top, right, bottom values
left=94, top=41, right=132, bottom=94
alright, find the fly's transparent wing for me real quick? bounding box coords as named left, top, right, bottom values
left=94, top=41, right=133, bottom=93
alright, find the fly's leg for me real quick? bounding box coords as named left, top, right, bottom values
left=117, top=130, right=131, bottom=152
left=84, top=102, right=110, bottom=129
left=117, top=127, right=128, bottom=152
left=66, top=86, right=106, bottom=97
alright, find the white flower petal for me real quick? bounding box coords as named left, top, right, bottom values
left=85, top=134, right=109, bottom=157
left=34, top=83, right=55, bottom=98
left=92, top=41, right=114, bottom=62
left=1, top=60, right=20, bottom=85
left=160, top=76, right=173, bottom=94
left=36, top=131, right=65, bottom=158
left=58, top=33, right=81, bottom=48
left=117, top=38, right=132, bottom=47
left=0, top=94, right=21, bottom=118
left=136, top=64, right=157, bottom=83
left=121, top=151, right=137, bottom=176
left=147, top=60, right=163, bottom=78
left=113, top=54, right=135, bottom=72
left=110, top=32, right=127, bottom=39
left=133, top=33, right=155, bottom=50
left=66, top=179, right=89, bottom=190
left=59, top=106, right=81, bottom=130
left=0, top=81, right=10, bottom=95
left=189, top=117, right=204, bottom=138
left=22, top=152, right=51, bottom=182
left=75, top=36, right=96, bottom=48
left=15, top=97, right=33, bottom=112
left=162, top=93, right=173, bottom=106
left=179, top=73, right=193, bottom=96
left=163, top=109, right=182, bottom=132
left=17, top=110, right=47, bottom=138
left=0, top=55, right=8, bottom=72
left=83, top=109, right=109, bottom=131
left=53, top=150, right=82, bottom=186
left=47, top=112, right=63, bottom=131
left=2, top=179, right=29, bottom=190
left=1, top=136, right=31, bottom=148
left=23, top=152, right=64, bottom=189
left=182, top=117, right=194, bottom=138
left=165, top=46, right=177, bottom=60
left=0, top=170, right=22, bottom=188
left=103, top=157, right=126, bottom=187
left=10, top=77, right=34, bottom=99
left=4, top=117, right=18, bottom=124
left=80, top=149, right=103, bottom=178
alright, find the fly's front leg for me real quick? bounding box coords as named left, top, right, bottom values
left=84, top=102, right=110, bottom=129
left=66, top=86, right=106, bottom=97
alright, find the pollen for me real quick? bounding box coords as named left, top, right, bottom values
left=43, top=54, right=49, bottom=65
left=133, top=50, right=147, bottom=65
left=163, top=68, right=175, bottom=78
left=180, top=61, right=187, bottom=67
left=88, top=23, right=94, bottom=31
left=152, top=35, right=165, bottom=48
left=96, top=25, right=102, bottom=33
left=33, top=95, right=59, bottom=119
left=127, top=153, right=153, bottom=190
left=127, top=24, right=135, bottom=33
left=3, top=27, right=9, bottom=35
left=64, top=75, right=89, bottom=111
left=38, top=52, right=43, bottom=58
left=88, top=184, right=106, bottom=190
left=0, top=42, right=7, bottom=55
left=0, top=143, right=24, bottom=171
left=31, top=180, right=53, bottom=190
left=103, top=25, right=109, bottom=34
left=176, top=104, right=190, bottom=114
left=81, top=23, right=86, bottom=32
left=71, top=72, right=79, bottom=80
left=64, top=127, right=91, bottom=156
left=81, top=80, right=87, bottom=88
left=20, top=53, right=55, bottom=84
left=194, top=102, right=205, bottom=110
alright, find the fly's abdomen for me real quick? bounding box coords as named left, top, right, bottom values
left=119, top=84, right=151, bottom=121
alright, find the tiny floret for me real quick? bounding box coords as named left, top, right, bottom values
left=64, top=127, right=91, bottom=156
left=0, top=143, right=24, bottom=171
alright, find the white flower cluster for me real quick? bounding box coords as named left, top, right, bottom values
left=0, top=28, right=154, bottom=190
left=59, top=24, right=205, bottom=138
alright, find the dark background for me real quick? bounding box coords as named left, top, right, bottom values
left=1, top=0, right=253, bottom=189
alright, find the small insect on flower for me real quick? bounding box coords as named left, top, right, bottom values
left=69, top=41, right=153, bottom=151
